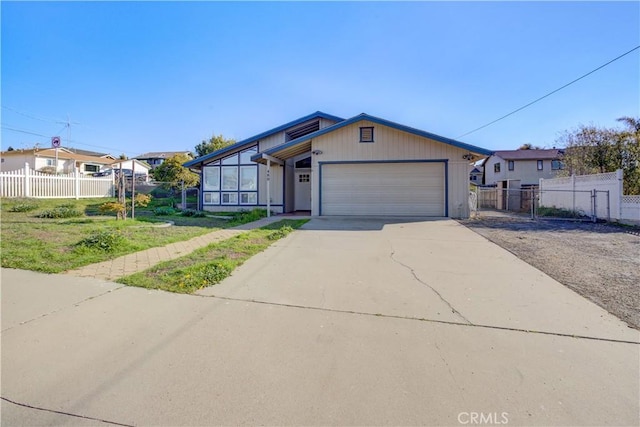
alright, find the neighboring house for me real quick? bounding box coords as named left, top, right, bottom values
left=469, top=166, right=483, bottom=183
left=0, top=148, right=116, bottom=175
left=135, top=151, right=193, bottom=169
left=184, top=111, right=492, bottom=218
left=104, top=159, right=152, bottom=180
left=482, top=149, right=564, bottom=186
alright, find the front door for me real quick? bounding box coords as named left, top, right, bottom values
left=294, top=171, right=311, bottom=211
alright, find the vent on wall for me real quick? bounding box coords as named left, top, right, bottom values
left=286, top=120, right=320, bottom=141
left=360, top=127, right=374, bottom=143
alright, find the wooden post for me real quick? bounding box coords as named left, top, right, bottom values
left=266, top=159, right=271, bottom=218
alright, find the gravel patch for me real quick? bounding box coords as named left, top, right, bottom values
left=459, top=216, right=640, bottom=330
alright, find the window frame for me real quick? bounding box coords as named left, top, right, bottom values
left=508, top=160, right=514, bottom=171
left=494, top=163, right=501, bottom=173
left=537, top=160, right=544, bottom=171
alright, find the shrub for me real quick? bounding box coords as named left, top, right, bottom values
left=537, top=206, right=587, bottom=219
left=8, top=202, right=39, bottom=212
left=134, top=193, right=152, bottom=207
left=99, top=201, right=127, bottom=219
left=181, top=209, right=206, bottom=217
left=75, top=230, right=124, bottom=252
left=154, top=206, right=176, bottom=216
left=267, top=225, right=294, bottom=240
left=35, top=206, right=83, bottom=219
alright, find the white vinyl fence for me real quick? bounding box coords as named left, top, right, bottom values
left=540, top=170, right=640, bottom=223
left=0, top=163, right=115, bottom=199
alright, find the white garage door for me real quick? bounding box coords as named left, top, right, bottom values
left=321, top=162, right=445, bottom=216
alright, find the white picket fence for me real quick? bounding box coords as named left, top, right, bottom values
left=540, top=170, right=640, bottom=223
left=0, top=163, right=115, bottom=199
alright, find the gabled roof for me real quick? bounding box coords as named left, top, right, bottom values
left=135, top=151, right=192, bottom=159
left=184, top=111, right=345, bottom=168
left=0, top=148, right=114, bottom=164
left=482, top=149, right=562, bottom=165
left=252, top=113, right=493, bottom=163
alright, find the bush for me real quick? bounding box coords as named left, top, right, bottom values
left=35, top=206, right=83, bottom=219
left=154, top=206, right=176, bottom=216
left=134, top=193, right=152, bottom=207
left=8, top=202, right=39, bottom=212
left=181, top=209, right=206, bottom=217
left=75, top=230, right=124, bottom=252
left=99, top=201, right=127, bottom=218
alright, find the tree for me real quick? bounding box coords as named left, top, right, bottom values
left=556, top=117, right=640, bottom=194
left=118, top=153, right=127, bottom=160
left=7, top=146, right=15, bottom=151
left=194, top=134, right=235, bottom=157
left=151, top=154, right=199, bottom=190
left=518, top=143, right=541, bottom=150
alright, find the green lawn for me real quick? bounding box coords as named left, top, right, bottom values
left=0, top=198, right=267, bottom=273
left=117, top=219, right=307, bottom=293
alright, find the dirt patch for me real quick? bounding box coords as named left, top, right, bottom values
left=459, top=217, right=640, bottom=330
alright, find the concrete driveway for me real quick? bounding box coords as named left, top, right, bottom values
left=2, top=218, right=638, bottom=426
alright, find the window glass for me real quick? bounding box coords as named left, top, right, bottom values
left=221, top=192, right=238, bottom=204
left=221, top=166, right=238, bottom=190
left=240, top=147, right=258, bottom=164
left=240, top=192, right=257, bottom=205
left=203, top=166, right=220, bottom=191
left=204, top=192, right=220, bottom=205
left=222, top=154, right=238, bottom=165
left=240, top=166, right=257, bottom=190
left=508, top=161, right=514, bottom=171
left=537, top=160, right=544, bottom=170
left=494, top=163, right=500, bottom=173
left=551, top=160, right=564, bottom=170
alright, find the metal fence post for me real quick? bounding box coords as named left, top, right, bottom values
left=591, top=189, right=597, bottom=223
left=181, top=180, right=186, bottom=210
left=606, top=190, right=610, bottom=222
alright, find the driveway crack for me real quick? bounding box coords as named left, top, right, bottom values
left=1, top=396, right=134, bottom=426
left=389, top=246, right=471, bottom=324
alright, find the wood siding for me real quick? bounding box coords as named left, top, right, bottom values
left=310, top=120, right=474, bottom=217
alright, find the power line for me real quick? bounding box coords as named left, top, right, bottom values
left=1, top=106, right=74, bottom=125
left=457, top=45, right=640, bottom=139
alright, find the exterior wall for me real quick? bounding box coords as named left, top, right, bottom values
left=257, top=117, right=341, bottom=151
left=257, top=162, right=284, bottom=207
left=1, top=154, right=33, bottom=172
left=309, top=120, right=474, bottom=218
left=485, top=155, right=560, bottom=186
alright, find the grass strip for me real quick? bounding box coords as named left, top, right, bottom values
left=116, top=219, right=308, bottom=293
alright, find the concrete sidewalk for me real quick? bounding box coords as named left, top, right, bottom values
left=64, top=215, right=301, bottom=281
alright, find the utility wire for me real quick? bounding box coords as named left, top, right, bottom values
left=1, top=105, right=74, bottom=125
left=457, top=45, right=640, bottom=139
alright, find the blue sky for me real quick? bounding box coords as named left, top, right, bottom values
left=2, top=1, right=639, bottom=157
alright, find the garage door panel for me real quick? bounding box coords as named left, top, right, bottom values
left=321, top=162, right=445, bottom=216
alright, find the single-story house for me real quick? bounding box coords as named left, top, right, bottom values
left=483, top=149, right=564, bottom=186
left=0, top=147, right=116, bottom=175
left=135, top=151, right=193, bottom=169
left=184, top=112, right=493, bottom=218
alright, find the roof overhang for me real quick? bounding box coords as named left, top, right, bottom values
left=252, top=140, right=312, bottom=165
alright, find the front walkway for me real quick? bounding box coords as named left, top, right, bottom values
left=64, top=216, right=300, bottom=281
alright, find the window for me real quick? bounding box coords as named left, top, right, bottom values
left=360, top=127, right=374, bottom=143
left=551, top=160, right=564, bottom=170
left=221, top=193, right=238, bottom=204
left=46, top=159, right=54, bottom=166
left=537, top=160, right=543, bottom=170
left=471, top=175, right=477, bottom=181
left=204, top=146, right=257, bottom=206
left=85, top=164, right=100, bottom=173
left=240, top=166, right=257, bottom=190
left=508, top=161, right=514, bottom=171
left=203, top=166, right=220, bottom=190
left=221, top=166, right=238, bottom=190
left=494, top=163, right=500, bottom=173
left=240, top=192, right=257, bottom=205
left=203, top=192, right=220, bottom=205
left=298, top=173, right=310, bottom=183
